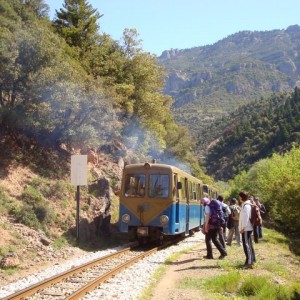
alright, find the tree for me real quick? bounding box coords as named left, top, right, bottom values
left=22, top=0, right=50, bottom=18
left=121, top=28, right=142, bottom=59
left=53, top=0, right=102, bottom=56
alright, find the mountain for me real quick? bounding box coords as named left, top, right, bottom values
left=158, top=25, right=300, bottom=154
left=204, top=88, right=300, bottom=180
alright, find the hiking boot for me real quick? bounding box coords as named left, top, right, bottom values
left=244, top=264, right=253, bottom=269
left=203, top=255, right=214, bottom=259
left=219, top=253, right=227, bottom=259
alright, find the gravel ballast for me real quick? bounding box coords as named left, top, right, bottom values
left=0, top=232, right=204, bottom=300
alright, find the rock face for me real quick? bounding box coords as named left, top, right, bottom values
left=158, top=26, right=300, bottom=139
left=0, top=253, right=20, bottom=268
left=91, top=177, right=112, bottom=237
left=75, top=178, right=113, bottom=243
left=73, top=144, right=126, bottom=242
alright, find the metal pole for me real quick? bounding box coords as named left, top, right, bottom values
left=76, top=185, right=80, bottom=242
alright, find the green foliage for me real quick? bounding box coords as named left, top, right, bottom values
left=183, top=267, right=300, bottom=300
left=228, top=145, right=300, bottom=235
left=159, top=27, right=300, bottom=144
left=53, top=0, right=102, bottom=55
left=0, top=0, right=211, bottom=235
left=0, top=0, right=197, bottom=169
left=17, top=181, right=58, bottom=229
left=52, top=236, right=67, bottom=250
left=30, top=177, right=69, bottom=200
left=2, top=267, right=18, bottom=275
left=205, top=88, right=300, bottom=181
left=0, top=185, right=13, bottom=215
left=238, top=276, right=269, bottom=297
left=15, top=204, right=41, bottom=229
left=204, top=271, right=241, bottom=293
left=237, top=276, right=300, bottom=299
left=21, top=186, right=45, bottom=206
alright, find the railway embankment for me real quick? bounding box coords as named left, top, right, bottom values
left=1, top=229, right=299, bottom=299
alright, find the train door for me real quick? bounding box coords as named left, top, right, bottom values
left=174, top=174, right=180, bottom=223
left=184, top=178, right=189, bottom=234
left=198, top=184, right=205, bottom=226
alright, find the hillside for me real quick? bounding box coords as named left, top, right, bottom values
left=158, top=25, right=300, bottom=152
left=0, top=137, right=129, bottom=283
left=204, top=88, right=300, bottom=180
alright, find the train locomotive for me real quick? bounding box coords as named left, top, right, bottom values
left=118, top=162, right=218, bottom=243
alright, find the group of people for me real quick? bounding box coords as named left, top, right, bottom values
left=201, top=191, right=266, bottom=268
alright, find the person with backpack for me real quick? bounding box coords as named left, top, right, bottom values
left=201, top=197, right=227, bottom=260
left=226, top=198, right=241, bottom=246
left=249, top=196, right=263, bottom=243
left=254, top=196, right=266, bottom=239
left=238, top=191, right=256, bottom=268
left=217, top=195, right=230, bottom=247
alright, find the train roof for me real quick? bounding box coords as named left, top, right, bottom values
left=123, top=162, right=202, bottom=183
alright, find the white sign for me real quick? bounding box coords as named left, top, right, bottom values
left=71, top=155, right=88, bottom=186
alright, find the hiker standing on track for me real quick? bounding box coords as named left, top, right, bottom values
left=238, top=191, right=256, bottom=268
left=201, top=197, right=227, bottom=260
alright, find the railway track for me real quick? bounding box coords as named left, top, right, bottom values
left=3, top=239, right=181, bottom=300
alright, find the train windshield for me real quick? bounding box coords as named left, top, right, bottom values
left=149, top=174, right=169, bottom=198
left=124, top=174, right=145, bottom=197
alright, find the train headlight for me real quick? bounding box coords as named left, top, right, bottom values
left=122, top=214, right=130, bottom=223
left=160, top=215, right=169, bottom=225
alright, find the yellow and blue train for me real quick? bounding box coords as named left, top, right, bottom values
left=119, top=162, right=218, bottom=243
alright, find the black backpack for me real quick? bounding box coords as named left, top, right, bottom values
left=208, top=199, right=226, bottom=227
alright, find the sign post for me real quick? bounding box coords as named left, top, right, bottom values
left=71, top=155, right=88, bottom=243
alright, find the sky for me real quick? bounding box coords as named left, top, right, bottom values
left=45, top=0, right=300, bottom=56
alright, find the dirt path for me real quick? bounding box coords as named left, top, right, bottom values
left=150, top=242, right=217, bottom=300
left=148, top=231, right=300, bottom=300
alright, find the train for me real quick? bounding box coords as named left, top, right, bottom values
left=118, top=162, right=218, bottom=243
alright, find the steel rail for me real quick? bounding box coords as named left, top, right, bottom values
left=65, top=237, right=184, bottom=299
left=65, top=247, right=160, bottom=300
left=3, top=237, right=184, bottom=300
left=3, top=246, right=134, bottom=300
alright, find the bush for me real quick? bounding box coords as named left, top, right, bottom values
left=21, top=186, right=45, bottom=206
left=16, top=204, right=41, bottom=229
left=34, top=203, right=54, bottom=225
left=0, top=186, right=14, bottom=215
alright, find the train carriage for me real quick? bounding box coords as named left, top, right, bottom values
left=119, top=162, right=214, bottom=243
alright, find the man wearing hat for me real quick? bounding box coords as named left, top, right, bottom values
left=226, top=197, right=241, bottom=246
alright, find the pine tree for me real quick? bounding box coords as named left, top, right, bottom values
left=53, top=0, right=102, bottom=56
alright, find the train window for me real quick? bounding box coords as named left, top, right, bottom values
left=192, top=183, right=197, bottom=200
left=174, top=174, right=180, bottom=201
left=193, top=191, right=197, bottom=200
left=124, top=174, right=146, bottom=197
left=203, top=184, right=209, bottom=194
left=197, top=184, right=202, bottom=200
left=189, top=182, right=193, bottom=200
left=149, top=174, right=169, bottom=198
left=180, top=177, right=186, bottom=200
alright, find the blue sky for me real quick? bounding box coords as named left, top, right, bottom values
left=45, top=0, right=300, bottom=56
